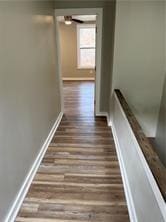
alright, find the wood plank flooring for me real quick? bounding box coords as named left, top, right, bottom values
left=16, top=81, right=129, bottom=222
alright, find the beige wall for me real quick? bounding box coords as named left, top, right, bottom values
left=111, top=0, right=165, bottom=137
left=155, top=2, right=166, bottom=166
left=55, top=0, right=116, bottom=112
left=59, top=22, right=95, bottom=79
left=0, top=1, right=61, bottom=220
left=156, top=76, right=166, bottom=166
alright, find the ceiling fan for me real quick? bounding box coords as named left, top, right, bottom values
left=64, top=16, right=84, bottom=25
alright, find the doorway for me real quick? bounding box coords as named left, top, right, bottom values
left=55, top=8, right=103, bottom=116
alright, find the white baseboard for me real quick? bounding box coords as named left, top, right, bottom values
left=62, top=77, right=95, bottom=81
left=97, top=110, right=137, bottom=221
left=108, top=119, right=112, bottom=127
left=106, top=114, right=112, bottom=127
left=5, top=112, right=63, bottom=222
left=111, top=123, right=138, bottom=222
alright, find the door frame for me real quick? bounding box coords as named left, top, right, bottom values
left=54, top=8, right=103, bottom=115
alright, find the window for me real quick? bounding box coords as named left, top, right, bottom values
left=77, top=24, right=96, bottom=69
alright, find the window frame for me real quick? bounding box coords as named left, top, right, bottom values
left=77, top=24, right=96, bottom=69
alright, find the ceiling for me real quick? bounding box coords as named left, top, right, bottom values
left=57, top=15, right=96, bottom=22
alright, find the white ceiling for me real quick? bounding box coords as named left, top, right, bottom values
left=57, top=15, right=96, bottom=22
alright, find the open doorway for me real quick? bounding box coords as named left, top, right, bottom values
left=55, top=8, right=103, bottom=116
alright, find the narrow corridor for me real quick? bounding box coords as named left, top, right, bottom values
left=16, top=81, right=129, bottom=222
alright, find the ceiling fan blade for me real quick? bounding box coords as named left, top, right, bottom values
left=72, top=18, right=84, bottom=24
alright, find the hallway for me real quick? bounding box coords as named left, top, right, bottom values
left=16, top=81, right=129, bottom=222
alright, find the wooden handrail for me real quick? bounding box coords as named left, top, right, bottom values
left=115, top=89, right=166, bottom=201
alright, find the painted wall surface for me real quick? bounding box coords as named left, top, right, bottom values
left=111, top=1, right=165, bottom=137
left=112, top=93, right=165, bottom=222
left=155, top=3, right=166, bottom=166
left=59, top=22, right=95, bottom=79
left=156, top=76, right=166, bottom=166
left=0, top=1, right=61, bottom=220
left=55, top=0, right=116, bottom=112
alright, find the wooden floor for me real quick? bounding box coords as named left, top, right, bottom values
left=16, top=81, right=129, bottom=222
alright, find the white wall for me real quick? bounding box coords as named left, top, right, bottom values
left=0, top=1, right=61, bottom=220
left=111, top=0, right=165, bottom=137
left=112, top=92, right=165, bottom=222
